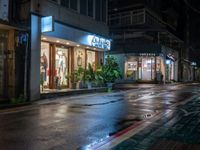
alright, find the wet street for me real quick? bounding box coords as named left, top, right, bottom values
left=0, top=83, right=200, bottom=150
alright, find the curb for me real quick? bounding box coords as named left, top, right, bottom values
left=40, top=87, right=108, bottom=99
left=0, top=102, right=31, bottom=110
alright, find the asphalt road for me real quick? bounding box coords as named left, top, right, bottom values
left=0, top=83, right=199, bottom=150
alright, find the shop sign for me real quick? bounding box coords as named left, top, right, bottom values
left=139, top=53, right=156, bottom=56
left=191, top=62, right=197, bottom=66
left=0, top=0, right=9, bottom=21
left=41, top=16, right=54, bottom=33
left=88, top=35, right=111, bottom=50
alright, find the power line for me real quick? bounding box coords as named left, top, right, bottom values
left=184, top=0, right=200, bottom=14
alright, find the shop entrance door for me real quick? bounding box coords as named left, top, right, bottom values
left=0, top=30, right=7, bottom=97
left=142, top=57, right=155, bottom=80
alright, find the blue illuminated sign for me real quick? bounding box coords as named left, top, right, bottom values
left=87, top=35, right=111, bottom=50
left=41, top=16, right=54, bottom=33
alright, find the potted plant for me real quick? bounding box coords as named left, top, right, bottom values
left=71, top=67, right=85, bottom=89
left=102, top=55, right=122, bottom=90
left=85, top=64, right=95, bottom=89
left=94, top=65, right=104, bottom=87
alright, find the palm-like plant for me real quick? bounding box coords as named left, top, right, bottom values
left=85, top=64, right=95, bottom=82
left=101, top=55, right=122, bottom=83
left=73, top=67, right=85, bottom=83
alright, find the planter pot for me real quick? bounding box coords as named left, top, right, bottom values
left=106, top=83, right=113, bottom=88
left=71, top=83, right=76, bottom=89
left=87, top=82, right=92, bottom=89
left=71, top=82, right=81, bottom=89
left=76, top=82, right=81, bottom=89
left=106, top=83, right=114, bottom=92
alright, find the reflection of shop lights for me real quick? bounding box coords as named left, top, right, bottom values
left=166, top=60, right=171, bottom=65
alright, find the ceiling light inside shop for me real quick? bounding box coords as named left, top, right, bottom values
left=66, top=42, right=70, bottom=45
left=42, top=37, right=47, bottom=40
left=56, top=40, right=60, bottom=43
left=77, top=45, right=80, bottom=47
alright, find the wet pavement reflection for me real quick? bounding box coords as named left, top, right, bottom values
left=0, top=84, right=199, bottom=150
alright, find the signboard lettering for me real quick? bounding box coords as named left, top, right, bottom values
left=88, top=35, right=111, bottom=50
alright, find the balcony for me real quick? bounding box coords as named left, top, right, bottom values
left=109, top=8, right=165, bottom=29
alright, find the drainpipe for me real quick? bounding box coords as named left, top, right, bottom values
left=24, top=33, right=29, bottom=100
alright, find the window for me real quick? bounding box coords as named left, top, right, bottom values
left=88, top=0, right=93, bottom=17
left=80, top=0, right=87, bottom=15
left=40, top=42, right=50, bottom=88
left=70, top=0, right=78, bottom=11
left=55, top=47, right=69, bottom=86
left=87, top=50, right=96, bottom=69
left=95, top=0, right=101, bottom=21
left=102, top=0, right=107, bottom=22
left=51, top=0, right=58, bottom=2
left=74, top=48, right=85, bottom=69
left=61, top=0, right=69, bottom=8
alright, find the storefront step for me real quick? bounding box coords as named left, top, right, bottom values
left=40, top=87, right=108, bottom=99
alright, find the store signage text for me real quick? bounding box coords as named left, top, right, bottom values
left=191, top=62, right=197, bottom=66
left=41, top=16, right=54, bottom=33
left=139, top=53, right=156, bottom=56
left=88, top=35, right=111, bottom=50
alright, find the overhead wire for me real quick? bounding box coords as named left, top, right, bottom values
left=184, top=0, right=200, bottom=14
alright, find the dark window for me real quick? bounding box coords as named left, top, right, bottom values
left=61, top=0, right=69, bottom=8
left=80, top=0, right=87, bottom=15
left=70, top=0, right=78, bottom=10
left=88, top=0, right=93, bottom=17
left=51, top=0, right=58, bottom=2
left=102, top=0, right=106, bottom=22
left=95, top=0, right=101, bottom=21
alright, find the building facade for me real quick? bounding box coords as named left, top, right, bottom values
left=0, top=0, right=110, bottom=101
left=0, top=0, right=29, bottom=101
left=108, top=0, right=185, bottom=83
left=29, top=0, right=110, bottom=100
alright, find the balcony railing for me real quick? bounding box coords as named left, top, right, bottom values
left=109, top=9, right=145, bottom=26
left=109, top=8, right=165, bottom=28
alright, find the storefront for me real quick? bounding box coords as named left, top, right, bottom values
left=40, top=39, right=99, bottom=90
left=0, top=26, right=21, bottom=100
left=109, top=46, right=178, bottom=83
left=124, top=53, right=178, bottom=82
left=38, top=15, right=111, bottom=91
left=125, top=54, right=165, bottom=81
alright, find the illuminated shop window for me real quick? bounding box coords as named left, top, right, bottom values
left=40, top=42, right=50, bottom=88
left=87, top=50, right=96, bottom=69
left=74, top=48, right=85, bottom=69
left=55, top=47, right=69, bottom=86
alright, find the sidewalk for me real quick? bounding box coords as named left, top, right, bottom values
left=94, top=93, right=200, bottom=150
